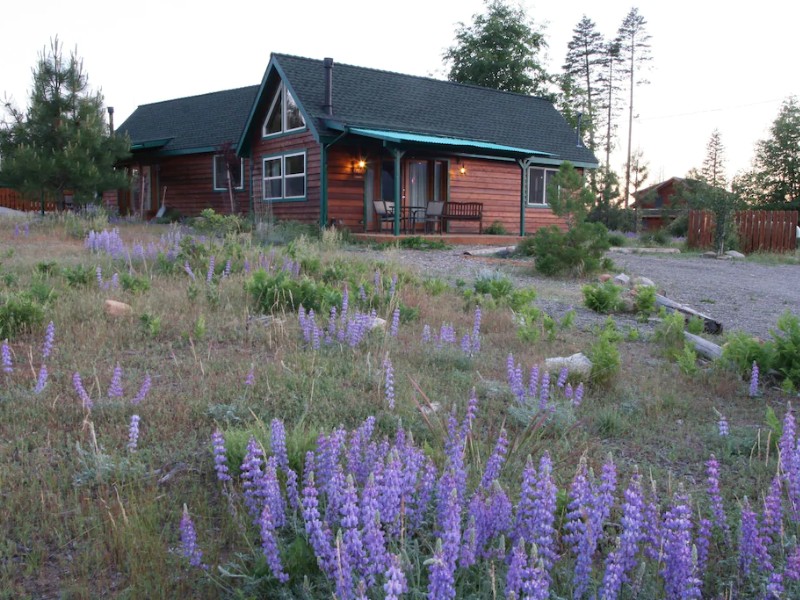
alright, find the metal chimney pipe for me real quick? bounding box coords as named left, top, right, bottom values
left=323, top=58, right=334, bottom=116
left=107, top=106, right=115, bottom=136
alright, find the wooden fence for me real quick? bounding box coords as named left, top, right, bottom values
left=688, top=209, right=798, bottom=253
left=0, top=187, right=58, bottom=213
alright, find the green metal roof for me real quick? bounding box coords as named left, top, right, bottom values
left=347, top=127, right=554, bottom=157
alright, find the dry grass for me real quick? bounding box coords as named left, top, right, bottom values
left=0, top=215, right=789, bottom=597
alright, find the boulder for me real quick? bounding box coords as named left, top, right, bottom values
left=598, top=273, right=613, bottom=282
left=613, top=273, right=631, bottom=286
left=104, top=299, right=132, bottom=317
left=632, top=276, right=656, bottom=287
left=702, top=251, right=718, bottom=259
left=368, top=317, right=387, bottom=330
left=725, top=250, right=745, bottom=259
left=544, top=353, right=592, bottom=379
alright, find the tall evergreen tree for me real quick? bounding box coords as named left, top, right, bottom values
left=0, top=38, right=129, bottom=208
left=701, top=129, right=727, bottom=190
left=443, top=0, right=551, bottom=96
left=617, top=8, right=652, bottom=208
left=738, top=97, right=800, bottom=206
left=593, top=40, right=624, bottom=219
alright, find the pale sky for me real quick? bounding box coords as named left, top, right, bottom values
left=2, top=0, right=798, bottom=186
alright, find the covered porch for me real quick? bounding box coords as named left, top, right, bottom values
left=350, top=231, right=524, bottom=246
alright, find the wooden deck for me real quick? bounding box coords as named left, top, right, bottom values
left=352, top=232, right=523, bottom=246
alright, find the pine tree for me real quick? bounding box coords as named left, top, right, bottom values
left=443, top=0, right=551, bottom=96
left=701, top=130, right=727, bottom=190
left=595, top=39, right=624, bottom=216
left=0, top=38, right=129, bottom=208
left=617, top=8, right=652, bottom=208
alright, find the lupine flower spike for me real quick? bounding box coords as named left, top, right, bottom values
left=127, top=415, right=141, bottom=451
left=132, top=374, right=151, bottom=405
left=1, top=340, right=12, bottom=373
left=749, top=361, right=760, bottom=397
left=179, top=505, right=206, bottom=569
left=211, top=430, right=232, bottom=482
left=34, top=364, right=48, bottom=394
left=42, top=321, right=55, bottom=359
left=73, top=372, right=93, bottom=409
left=245, top=366, right=255, bottom=386
left=384, top=355, right=395, bottom=409
left=108, top=363, right=124, bottom=398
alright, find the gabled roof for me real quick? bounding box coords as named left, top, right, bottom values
left=117, top=85, right=259, bottom=156
left=239, top=53, right=598, bottom=166
left=633, top=177, right=688, bottom=200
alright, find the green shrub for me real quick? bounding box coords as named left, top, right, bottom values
left=523, top=222, right=610, bottom=277
left=721, top=331, right=775, bottom=378
left=607, top=232, right=627, bottom=247
left=772, top=311, right=800, bottom=390
left=62, top=264, right=93, bottom=287
left=633, top=285, right=656, bottom=315
left=398, top=236, right=449, bottom=250
left=246, top=269, right=342, bottom=314
left=654, top=311, right=686, bottom=354
left=26, top=281, right=57, bottom=305
left=35, top=261, right=58, bottom=276
left=139, top=312, right=162, bottom=337
left=588, top=329, right=621, bottom=385
left=668, top=212, right=689, bottom=237
left=582, top=281, right=624, bottom=313
left=192, top=208, right=250, bottom=236
left=474, top=273, right=514, bottom=300
left=676, top=345, right=700, bottom=376
left=686, top=315, right=705, bottom=335
left=0, top=293, right=45, bottom=339
left=422, top=278, right=449, bottom=296
left=484, top=220, right=509, bottom=235
left=120, top=272, right=151, bottom=294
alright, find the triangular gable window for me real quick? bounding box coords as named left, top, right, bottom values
left=262, top=83, right=306, bottom=137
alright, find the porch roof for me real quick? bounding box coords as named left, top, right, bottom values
left=344, top=126, right=555, bottom=158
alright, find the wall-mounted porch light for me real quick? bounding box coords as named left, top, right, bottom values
left=351, top=158, right=367, bottom=176
left=456, top=158, right=467, bottom=176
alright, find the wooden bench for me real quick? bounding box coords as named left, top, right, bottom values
left=444, top=202, right=483, bottom=233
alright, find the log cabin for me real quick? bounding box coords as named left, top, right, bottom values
left=111, top=53, right=598, bottom=235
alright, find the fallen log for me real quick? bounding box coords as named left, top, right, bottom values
left=684, top=332, right=723, bottom=360
left=655, top=294, right=723, bottom=335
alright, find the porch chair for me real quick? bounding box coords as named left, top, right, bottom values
left=424, top=201, right=445, bottom=234
left=373, top=200, right=395, bottom=232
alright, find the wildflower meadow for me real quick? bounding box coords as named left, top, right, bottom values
left=0, top=212, right=798, bottom=599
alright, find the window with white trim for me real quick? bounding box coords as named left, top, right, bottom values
left=527, top=167, right=558, bottom=206
left=262, top=83, right=306, bottom=137
left=213, top=155, right=244, bottom=191
left=262, top=152, right=306, bottom=200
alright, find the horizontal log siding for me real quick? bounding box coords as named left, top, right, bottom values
left=327, top=146, right=367, bottom=229
left=250, top=130, right=320, bottom=224
left=449, top=158, right=566, bottom=234
left=119, top=154, right=250, bottom=217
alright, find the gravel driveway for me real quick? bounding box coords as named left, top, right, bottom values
left=353, top=245, right=799, bottom=337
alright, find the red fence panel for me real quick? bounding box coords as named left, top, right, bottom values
left=688, top=209, right=798, bottom=253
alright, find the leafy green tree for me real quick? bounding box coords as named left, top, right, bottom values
left=737, top=97, right=800, bottom=207
left=0, top=38, right=129, bottom=208
left=443, top=0, right=551, bottom=96
left=617, top=8, right=652, bottom=208
left=546, top=161, right=595, bottom=227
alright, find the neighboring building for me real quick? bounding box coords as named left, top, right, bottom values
left=632, top=177, right=694, bottom=230
left=110, top=53, right=598, bottom=234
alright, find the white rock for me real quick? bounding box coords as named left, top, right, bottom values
left=632, top=276, right=656, bottom=287
left=368, top=317, right=386, bottom=330
left=544, top=353, right=593, bottom=379
left=104, top=299, right=132, bottom=317
left=725, top=250, right=745, bottom=259
left=420, top=401, right=441, bottom=416
left=613, top=273, right=631, bottom=286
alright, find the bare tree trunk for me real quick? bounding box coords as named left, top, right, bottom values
left=226, top=166, right=235, bottom=214
left=624, top=50, right=634, bottom=209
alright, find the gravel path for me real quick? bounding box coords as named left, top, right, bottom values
left=351, top=245, right=800, bottom=337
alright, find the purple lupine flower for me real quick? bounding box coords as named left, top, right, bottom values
left=750, top=361, right=760, bottom=397
left=311, top=315, right=321, bottom=350
left=222, top=259, right=232, bottom=279
left=110, top=272, right=119, bottom=289
left=340, top=475, right=366, bottom=575
left=563, top=459, right=594, bottom=598
left=244, top=366, right=255, bottom=387
left=301, top=454, right=335, bottom=577
left=259, top=504, right=289, bottom=582
left=358, top=284, right=367, bottom=302
left=315, top=427, right=346, bottom=490
left=333, top=530, right=354, bottom=600
left=2, top=340, right=12, bottom=373
left=480, top=428, right=508, bottom=489
left=360, top=474, right=389, bottom=585
left=767, top=571, right=784, bottom=598
left=695, top=516, right=712, bottom=574
left=762, top=475, right=783, bottom=543
left=539, top=371, right=550, bottom=411
left=515, top=453, right=557, bottom=579
left=241, top=437, right=268, bottom=522
left=706, top=454, right=730, bottom=539
left=211, top=430, right=231, bottom=482
left=243, top=258, right=250, bottom=274
left=573, top=382, right=585, bottom=408
left=108, top=363, right=124, bottom=398
left=471, top=306, right=481, bottom=353
left=380, top=450, right=405, bottom=535
left=422, top=324, right=431, bottom=344
left=780, top=405, right=796, bottom=482
left=564, top=382, right=574, bottom=400
left=443, top=414, right=467, bottom=507
left=460, top=333, right=471, bottom=354
left=340, top=286, right=349, bottom=320
left=384, top=356, right=395, bottom=409
left=73, top=372, right=93, bottom=409
left=96, top=265, right=104, bottom=288
left=786, top=545, right=800, bottom=581
left=42, top=321, right=55, bottom=359
left=34, top=364, right=48, bottom=393
left=718, top=414, right=730, bottom=437
left=262, top=456, right=286, bottom=528
left=661, top=492, right=702, bottom=600
left=184, top=261, right=195, bottom=281
left=427, top=488, right=459, bottom=600
left=23, top=222, right=29, bottom=237
left=506, top=538, right=528, bottom=599
left=373, top=270, right=381, bottom=289
left=131, top=374, right=151, bottom=405
left=127, top=415, right=141, bottom=451
left=527, top=365, right=540, bottom=400
left=508, top=362, right=525, bottom=404
left=383, top=554, right=407, bottom=600
left=206, top=255, right=216, bottom=285
left=601, top=471, right=646, bottom=600
left=595, top=457, right=618, bottom=534
left=270, top=418, right=290, bottom=472
left=390, top=307, right=400, bottom=337
left=389, top=273, right=398, bottom=297
left=179, top=505, right=206, bottom=569
left=739, top=497, right=770, bottom=576
left=557, top=366, right=568, bottom=388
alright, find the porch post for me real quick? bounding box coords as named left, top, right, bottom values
left=392, top=148, right=405, bottom=236
left=320, top=145, right=328, bottom=228
left=519, top=157, right=535, bottom=237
